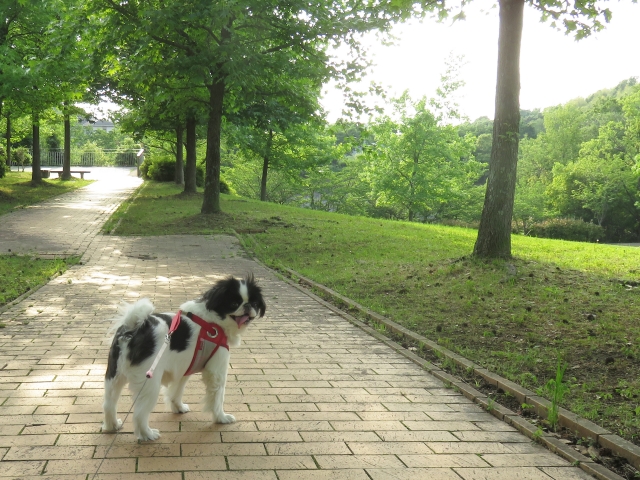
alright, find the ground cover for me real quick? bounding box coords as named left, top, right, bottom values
left=0, top=256, right=79, bottom=310
left=0, top=171, right=93, bottom=216
left=105, top=181, right=640, bottom=445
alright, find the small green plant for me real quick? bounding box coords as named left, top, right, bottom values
left=541, top=360, right=569, bottom=432
left=486, top=397, right=496, bottom=412
left=533, top=427, right=544, bottom=440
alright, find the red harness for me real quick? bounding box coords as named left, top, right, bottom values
left=146, top=310, right=228, bottom=379
left=170, top=311, right=229, bottom=376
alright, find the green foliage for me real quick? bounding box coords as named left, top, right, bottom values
left=0, top=162, right=6, bottom=179
left=143, top=155, right=228, bottom=192
left=12, top=147, right=32, bottom=167
left=537, top=361, right=569, bottom=432
left=146, top=156, right=176, bottom=182
left=528, top=218, right=604, bottom=243
left=363, top=92, right=480, bottom=222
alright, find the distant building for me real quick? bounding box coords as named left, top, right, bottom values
left=78, top=117, right=115, bottom=132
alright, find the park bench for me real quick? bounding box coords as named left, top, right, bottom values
left=49, top=170, right=91, bottom=179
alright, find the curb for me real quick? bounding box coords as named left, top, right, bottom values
left=234, top=233, right=630, bottom=480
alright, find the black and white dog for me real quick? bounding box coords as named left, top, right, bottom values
left=102, top=275, right=266, bottom=441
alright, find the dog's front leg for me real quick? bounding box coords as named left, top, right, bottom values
left=201, top=349, right=235, bottom=424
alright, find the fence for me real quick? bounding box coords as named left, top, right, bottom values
left=37, top=149, right=139, bottom=167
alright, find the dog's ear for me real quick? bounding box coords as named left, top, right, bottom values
left=246, top=274, right=266, bottom=318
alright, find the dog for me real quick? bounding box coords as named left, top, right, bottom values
left=102, top=275, right=266, bottom=441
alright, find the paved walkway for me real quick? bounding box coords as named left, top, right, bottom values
left=0, top=169, right=593, bottom=479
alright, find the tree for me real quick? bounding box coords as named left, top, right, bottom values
left=546, top=121, right=639, bottom=238
left=98, top=0, right=435, bottom=215
left=227, top=67, right=325, bottom=202
left=364, top=93, right=478, bottom=221
left=473, top=0, right=613, bottom=258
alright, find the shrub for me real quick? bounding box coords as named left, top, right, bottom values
left=528, top=218, right=604, bottom=243
left=145, top=157, right=231, bottom=193
left=12, top=147, right=32, bottom=167
left=146, top=156, right=176, bottom=182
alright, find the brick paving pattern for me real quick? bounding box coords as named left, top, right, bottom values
left=0, top=168, right=593, bottom=479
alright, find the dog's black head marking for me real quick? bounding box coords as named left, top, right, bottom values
left=199, top=274, right=266, bottom=320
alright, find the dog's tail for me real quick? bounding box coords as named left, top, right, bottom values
left=110, top=298, right=155, bottom=334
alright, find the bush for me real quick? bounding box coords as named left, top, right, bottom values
left=12, top=147, right=31, bottom=167
left=144, top=156, right=231, bottom=193
left=0, top=162, right=6, bottom=179
left=146, top=156, right=176, bottom=182
left=528, top=218, right=604, bottom=243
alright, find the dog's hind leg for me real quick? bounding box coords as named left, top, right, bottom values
left=130, top=376, right=162, bottom=441
left=164, top=376, right=191, bottom=414
left=102, top=374, right=127, bottom=432
left=201, top=349, right=235, bottom=424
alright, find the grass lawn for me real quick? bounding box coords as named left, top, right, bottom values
left=0, top=256, right=79, bottom=311
left=0, top=170, right=92, bottom=216
left=104, top=181, right=640, bottom=444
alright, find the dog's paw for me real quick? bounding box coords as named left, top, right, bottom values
left=172, top=403, right=190, bottom=414
left=137, top=428, right=160, bottom=442
left=102, top=418, right=123, bottom=432
left=215, top=413, right=236, bottom=424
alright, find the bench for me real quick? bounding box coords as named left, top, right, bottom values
left=49, top=170, right=91, bottom=179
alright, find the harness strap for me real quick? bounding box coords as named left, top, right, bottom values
left=145, top=310, right=229, bottom=379
left=184, top=311, right=229, bottom=376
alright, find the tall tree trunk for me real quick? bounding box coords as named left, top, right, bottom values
left=202, top=79, right=224, bottom=214
left=62, top=103, right=71, bottom=180
left=260, top=129, right=273, bottom=201
left=175, top=123, right=184, bottom=185
left=5, top=113, right=11, bottom=168
left=201, top=21, right=232, bottom=214
left=184, top=115, right=197, bottom=194
left=473, top=0, right=524, bottom=259
left=31, top=113, right=42, bottom=183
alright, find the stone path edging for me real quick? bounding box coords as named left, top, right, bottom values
left=236, top=232, right=632, bottom=480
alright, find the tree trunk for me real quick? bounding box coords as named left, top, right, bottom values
left=201, top=21, right=232, bottom=214
left=62, top=104, right=71, bottom=180
left=260, top=129, right=273, bottom=201
left=175, top=123, right=184, bottom=185
left=5, top=114, right=11, bottom=168
left=201, top=79, right=224, bottom=214
left=184, top=115, right=197, bottom=194
left=31, top=113, right=42, bottom=183
left=473, top=0, right=524, bottom=259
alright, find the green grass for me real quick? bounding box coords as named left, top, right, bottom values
left=106, top=181, right=640, bottom=444
left=0, top=255, right=80, bottom=307
left=0, top=170, right=93, bottom=216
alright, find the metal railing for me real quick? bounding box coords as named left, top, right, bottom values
left=38, top=149, right=139, bottom=167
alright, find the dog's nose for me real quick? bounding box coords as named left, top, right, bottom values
left=243, top=303, right=252, bottom=313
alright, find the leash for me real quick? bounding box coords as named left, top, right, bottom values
left=146, top=311, right=182, bottom=378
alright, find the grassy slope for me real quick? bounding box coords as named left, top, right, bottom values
left=0, top=171, right=92, bottom=216
left=104, top=181, right=640, bottom=443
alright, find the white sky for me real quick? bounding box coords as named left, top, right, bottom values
left=321, top=2, right=640, bottom=123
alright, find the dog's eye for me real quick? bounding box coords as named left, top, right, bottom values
left=230, top=302, right=239, bottom=309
